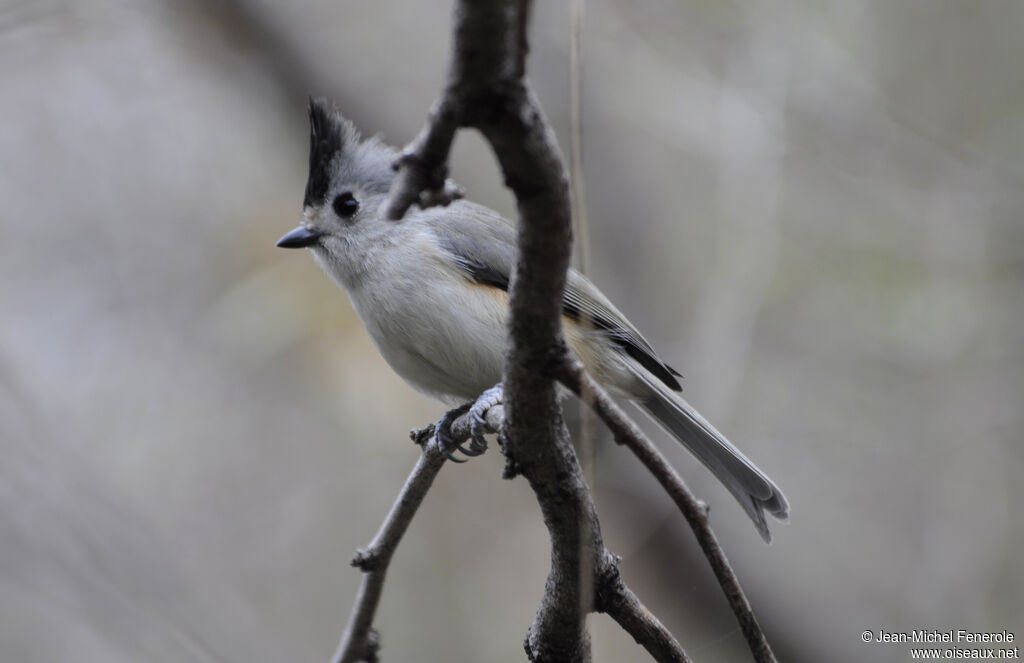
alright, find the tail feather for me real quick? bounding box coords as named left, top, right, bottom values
left=635, top=377, right=789, bottom=542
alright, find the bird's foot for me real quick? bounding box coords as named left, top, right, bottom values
left=433, top=383, right=504, bottom=462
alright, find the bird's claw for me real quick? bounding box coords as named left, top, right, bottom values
left=434, top=403, right=472, bottom=462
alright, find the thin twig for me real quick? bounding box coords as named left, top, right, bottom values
left=568, top=0, right=590, bottom=276
left=556, top=357, right=778, bottom=663
left=332, top=407, right=502, bottom=663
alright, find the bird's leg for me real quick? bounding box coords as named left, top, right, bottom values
left=467, top=382, right=503, bottom=455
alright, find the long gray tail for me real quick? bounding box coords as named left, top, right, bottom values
left=636, top=378, right=789, bottom=542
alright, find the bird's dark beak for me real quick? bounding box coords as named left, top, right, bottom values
left=276, top=226, right=323, bottom=248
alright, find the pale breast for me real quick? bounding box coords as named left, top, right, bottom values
left=347, top=230, right=509, bottom=403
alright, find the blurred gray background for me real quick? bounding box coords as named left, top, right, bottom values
left=1, top=1, right=1021, bottom=661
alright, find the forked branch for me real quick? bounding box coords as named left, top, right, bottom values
left=556, top=358, right=777, bottom=663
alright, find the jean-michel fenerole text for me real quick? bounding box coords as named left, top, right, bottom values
left=873, top=629, right=1015, bottom=644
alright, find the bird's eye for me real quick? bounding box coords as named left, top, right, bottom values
left=332, top=192, right=359, bottom=219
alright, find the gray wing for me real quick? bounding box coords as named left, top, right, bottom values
left=433, top=202, right=682, bottom=391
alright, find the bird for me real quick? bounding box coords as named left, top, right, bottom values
left=277, top=98, right=789, bottom=542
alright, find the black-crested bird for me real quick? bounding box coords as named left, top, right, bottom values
left=278, top=99, right=789, bottom=541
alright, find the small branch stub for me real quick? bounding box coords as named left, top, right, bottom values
left=350, top=549, right=380, bottom=572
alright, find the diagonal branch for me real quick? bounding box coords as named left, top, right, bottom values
left=332, top=407, right=502, bottom=663
left=383, top=100, right=462, bottom=220
left=594, top=557, right=691, bottom=663
left=556, top=357, right=778, bottom=663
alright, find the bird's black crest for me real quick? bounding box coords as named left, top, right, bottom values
left=304, top=97, right=345, bottom=208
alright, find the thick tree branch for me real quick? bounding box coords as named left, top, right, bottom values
left=556, top=358, right=778, bottom=663
left=385, top=1, right=601, bottom=660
